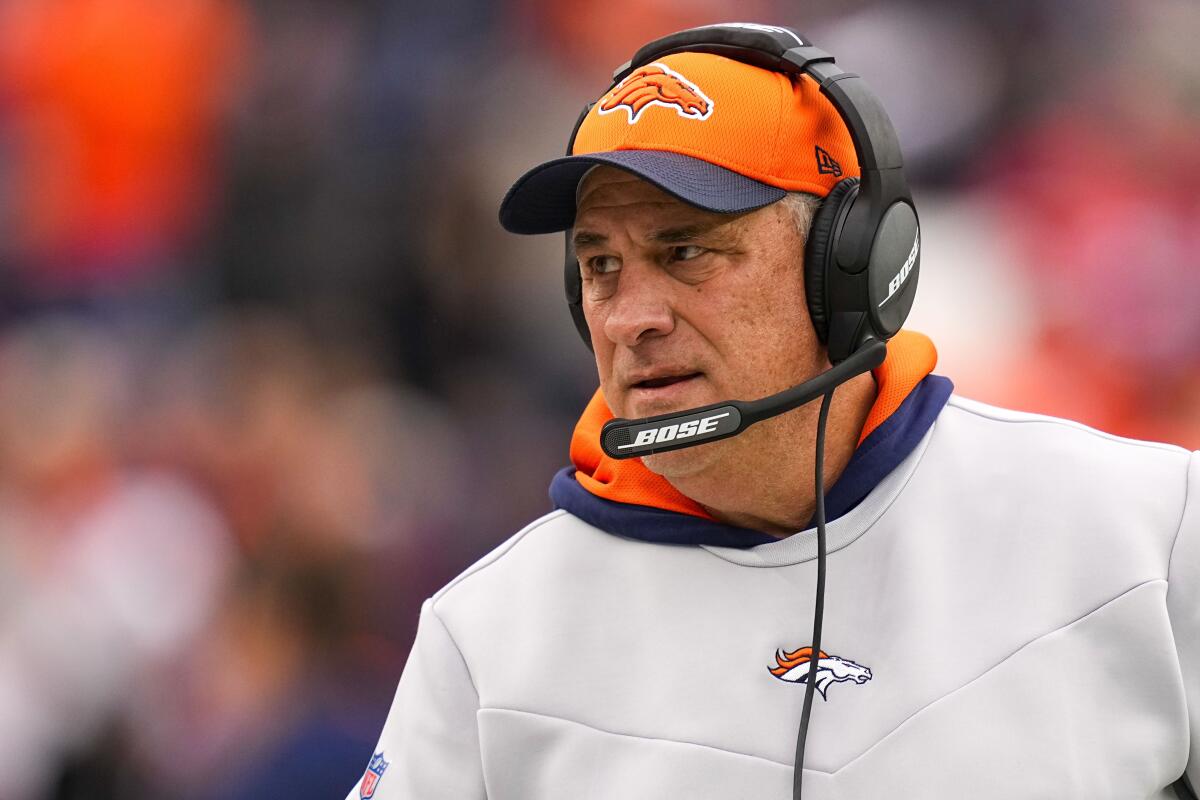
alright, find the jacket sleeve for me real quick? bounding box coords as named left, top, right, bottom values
left=1167, top=450, right=1200, bottom=795
left=346, top=599, right=487, bottom=800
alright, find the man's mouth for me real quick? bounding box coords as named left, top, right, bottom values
left=632, top=373, right=701, bottom=390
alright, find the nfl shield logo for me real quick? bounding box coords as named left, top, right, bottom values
left=359, top=751, right=390, bottom=799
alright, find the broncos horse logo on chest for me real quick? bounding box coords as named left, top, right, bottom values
left=769, top=646, right=873, bottom=699
left=598, top=62, right=714, bottom=124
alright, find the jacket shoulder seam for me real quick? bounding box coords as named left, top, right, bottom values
left=431, top=509, right=569, bottom=606
left=426, top=600, right=481, bottom=702
left=1167, top=451, right=1198, bottom=584
left=945, top=396, right=1190, bottom=455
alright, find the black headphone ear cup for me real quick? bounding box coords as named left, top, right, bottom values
left=803, top=178, right=860, bottom=343
left=564, top=235, right=594, bottom=351
left=569, top=301, right=592, bottom=352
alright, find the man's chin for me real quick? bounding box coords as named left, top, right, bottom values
left=639, top=438, right=722, bottom=481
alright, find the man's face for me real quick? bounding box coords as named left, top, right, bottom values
left=573, top=166, right=827, bottom=478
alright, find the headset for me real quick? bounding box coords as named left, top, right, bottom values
left=555, top=24, right=920, bottom=800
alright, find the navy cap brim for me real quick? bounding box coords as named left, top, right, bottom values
left=498, top=150, right=787, bottom=235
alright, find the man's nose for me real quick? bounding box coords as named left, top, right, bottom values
left=600, top=261, right=676, bottom=348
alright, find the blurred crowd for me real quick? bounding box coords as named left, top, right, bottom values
left=0, top=0, right=1196, bottom=797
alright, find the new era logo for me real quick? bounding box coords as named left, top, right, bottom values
left=815, top=146, right=842, bottom=177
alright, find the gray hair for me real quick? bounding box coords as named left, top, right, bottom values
left=777, top=191, right=823, bottom=245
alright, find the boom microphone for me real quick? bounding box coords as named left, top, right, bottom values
left=600, top=338, right=887, bottom=459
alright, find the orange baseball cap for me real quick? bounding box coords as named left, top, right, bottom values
left=499, top=50, right=860, bottom=234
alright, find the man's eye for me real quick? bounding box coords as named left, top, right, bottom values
left=670, top=245, right=705, bottom=261
left=586, top=255, right=621, bottom=275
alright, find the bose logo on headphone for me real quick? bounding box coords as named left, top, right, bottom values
left=879, top=230, right=919, bottom=308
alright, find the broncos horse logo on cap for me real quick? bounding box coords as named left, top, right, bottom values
left=769, top=646, right=873, bottom=699
left=598, top=62, right=714, bottom=124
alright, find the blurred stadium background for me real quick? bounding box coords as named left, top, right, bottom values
left=0, top=0, right=1197, bottom=797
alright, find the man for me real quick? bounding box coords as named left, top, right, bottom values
left=350, top=24, right=1199, bottom=799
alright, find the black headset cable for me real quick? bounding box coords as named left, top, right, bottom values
left=793, top=390, right=833, bottom=800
